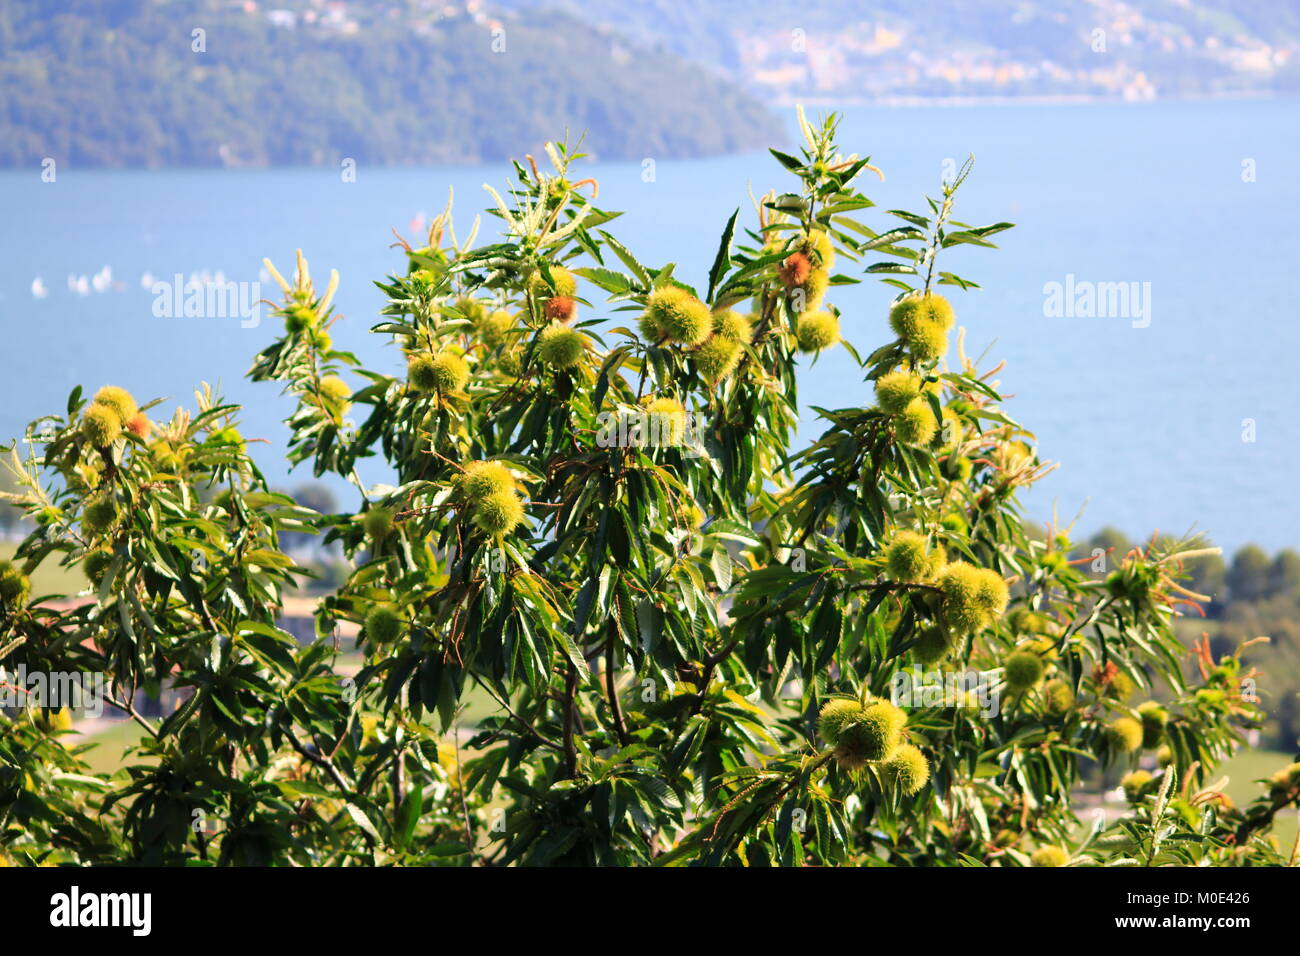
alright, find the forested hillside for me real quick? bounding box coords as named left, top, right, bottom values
left=0, top=0, right=782, bottom=167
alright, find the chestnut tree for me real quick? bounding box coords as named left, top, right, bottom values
left=2, top=111, right=1296, bottom=867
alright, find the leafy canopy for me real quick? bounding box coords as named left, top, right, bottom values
left=1, top=110, right=1293, bottom=867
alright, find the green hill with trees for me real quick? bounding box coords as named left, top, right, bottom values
left=0, top=0, right=782, bottom=168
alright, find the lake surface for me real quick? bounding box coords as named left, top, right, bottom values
left=1, top=98, right=1297, bottom=550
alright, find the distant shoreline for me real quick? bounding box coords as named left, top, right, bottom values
left=1, top=91, right=1289, bottom=173
left=779, top=89, right=1285, bottom=109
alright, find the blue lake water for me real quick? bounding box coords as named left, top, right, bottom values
left=1, top=98, right=1297, bottom=550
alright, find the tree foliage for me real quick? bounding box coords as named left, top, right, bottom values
left=2, top=112, right=1296, bottom=867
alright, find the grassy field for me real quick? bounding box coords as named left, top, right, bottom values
left=0, top=540, right=85, bottom=596
left=74, top=719, right=152, bottom=776
left=1215, top=747, right=1298, bottom=853
left=1217, top=747, right=1291, bottom=804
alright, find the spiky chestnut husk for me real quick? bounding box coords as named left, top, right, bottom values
left=537, top=323, right=586, bottom=369
left=880, top=743, right=930, bottom=795
left=82, top=404, right=122, bottom=446
left=884, top=530, right=930, bottom=582
left=285, top=305, right=317, bottom=333
left=83, top=497, right=118, bottom=533
left=941, top=454, right=973, bottom=481
left=938, top=561, right=991, bottom=634
left=875, top=370, right=923, bottom=414
left=319, top=375, right=351, bottom=409
left=1030, top=845, right=1069, bottom=867
left=527, top=265, right=577, bottom=300
left=913, top=624, right=956, bottom=664
left=888, top=292, right=955, bottom=338
left=789, top=269, right=829, bottom=314
left=473, top=490, right=525, bottom=536
left=93, top=385, right=137, bottom=423
left=407, top=354, right=439, bottom=392
left=460, top=460, right=515, bottom=501
left=817, top=697, right=864, bottom=744
left=994, top=829, right=1019, bottom=848
left=83, top=549, right=113, bottom=586
left=454, top=296, right=488, bottom=323
left=149, top=440, right=185, bottom=472
left=637, top=311, right=665, bottom=341
left=895, top=398, right=937, bottom=445
left=365, top=603, right=403, bottom=643
left=974, top=568, right=1010, bottom=619
left=1137, top=701, right=1169, bottom=748
left=887, top=296, right=951, bottom=361
left=760, top=230, right=790, bottom=256
left=1121, top=769, right=1154, bottom=802
left=409, top=351, right=469, bottom=392
left=997, top=440, right=1034, bottom=473
left=1007, top=608, right=1048, bottom=635
left=800, top=230, right=836, bottom=270
left=311, top=329, right=332, bottom=351
left=833, top=700, right=906, bottom=769
left=712, top=309, right=752, bottom=343
left=693, top=335, right=742, bottom=384
left=543, top=296, right=577, bottom=322
left=1004, top=649, right=1045, bottom=692
left=0, top=561, right=30, bottom=608
left=1104, top=670, right=1135, bottom=701
left=363, top=506, right=395, bottom=540
left=676, top=502, right=705, bottom=533
left=477, top=310, right=515, bottom=347
left=1106, top=716, right=1144, bottom=754
left=497, top=348, right=523, bottom=376
left=1043, top=678, right=1075, bottom=716
left=926, top=543, right=948, bottom=579
left=940, top=512, right=968, bottom=535
left=643, top=396, right=687, bottom=446
left=778, top=251, right=812, bottom=288
left=126, top=413, right=152, bottom=438
left=34, top=708, right=73, bottom=733
left=1155, top=744, right=1174, bottom=768
left=644, top=286, right=712, bottom=346
left=797, top=310, right=840, bottom=353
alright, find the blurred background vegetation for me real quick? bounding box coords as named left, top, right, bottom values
left=1067, top=526, right=1300, bottom=756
